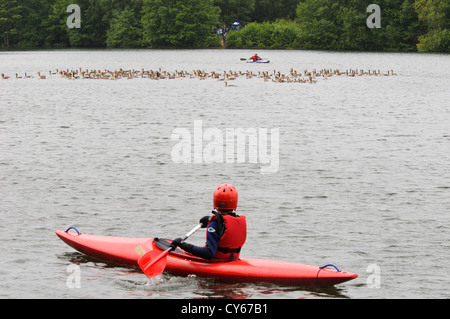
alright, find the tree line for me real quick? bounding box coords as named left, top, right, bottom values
left=227, top=0, right=449, bottom=52
left=0, top=0, right=448, bottom=52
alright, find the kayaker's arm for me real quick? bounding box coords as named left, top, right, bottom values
left=173, top=221, right=221, bottom=260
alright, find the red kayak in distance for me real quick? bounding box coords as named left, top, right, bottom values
left=55, top=227, right=357, bottom=287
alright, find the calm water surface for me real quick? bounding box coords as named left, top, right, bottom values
left=0, top=49, right=449, bottom=299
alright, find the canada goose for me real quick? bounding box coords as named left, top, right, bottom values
left=224, top=81, right=236, bottom=87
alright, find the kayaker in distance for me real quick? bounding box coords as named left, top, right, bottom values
left=170, top=184, right=247, bottom=261
left=249, top=53, right=262, bottom=61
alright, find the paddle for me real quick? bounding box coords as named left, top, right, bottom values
left=138, top=224, right=202, bottom=278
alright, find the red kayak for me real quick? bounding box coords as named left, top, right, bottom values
left=55, top=227, right=357, bottom=287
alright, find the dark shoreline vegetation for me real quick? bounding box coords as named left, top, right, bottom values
left=1, top=0, right=449, bottom=53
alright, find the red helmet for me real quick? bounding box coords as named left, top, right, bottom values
left=213, top=184, right=238, bottom=210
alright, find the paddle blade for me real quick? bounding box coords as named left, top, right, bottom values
left=138, top=249, right=169, bottom=278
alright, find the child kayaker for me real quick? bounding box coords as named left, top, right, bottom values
left=170, top=184, right=247, bottom=261
left=249, top=53, right=262, bottom=61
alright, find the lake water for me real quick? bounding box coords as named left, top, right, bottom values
left=0, top=49, right=449, bottom=299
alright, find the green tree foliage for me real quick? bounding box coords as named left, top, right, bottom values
left=11, top=0, right=50, bottom=48
left=0, top=0, right=23, bottom=48
left=226, top=19, right=301, bottom=49
left=295, top=0, right=340, bottom=50
left=141, top=0, right=220, bottom=47
left=0, top=0, right=448, bottom=52
left=65, top=0, right=106, bottom=47
left=294, top=0, right=422, bottom=51
left=228, top=0, right=427, bottom=52
left=214, top=0, right=254, bottom=25
left=252, top=0, right=299, bottom=22
left=46, top=0, right=111, bottom=48
left=106, top=7, right=143, bottom=47
left=415, top=0, right=450, bottom=52
left=44, top=0, right=69, bottom=47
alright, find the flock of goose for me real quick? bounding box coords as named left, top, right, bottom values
left=1, top=67, right=397, bottom=85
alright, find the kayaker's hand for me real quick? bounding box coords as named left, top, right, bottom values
left=199, top=216, right=210, bottom=228
left=170, top=238, right=183, bottom=248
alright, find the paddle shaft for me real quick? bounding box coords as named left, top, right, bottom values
left=163, top=223, right=202, bottom=255
left=155, top=223, right=202, bottom=261
left=182, top=224, right=202, bottom=241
